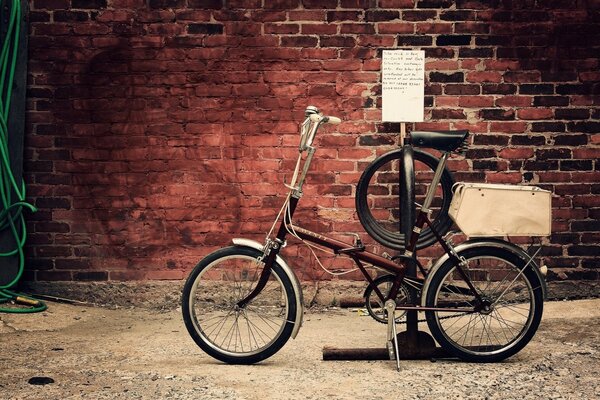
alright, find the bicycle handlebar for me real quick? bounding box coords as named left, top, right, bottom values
left=299, top=110, right=341, bottom=151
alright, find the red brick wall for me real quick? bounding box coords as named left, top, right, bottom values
left=24, top=0, right=599, bottom=283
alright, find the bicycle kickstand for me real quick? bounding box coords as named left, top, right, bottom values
left=385, top=299, right=401, bottom=371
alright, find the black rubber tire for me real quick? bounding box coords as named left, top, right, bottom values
left=400, top=145, right=415, bottom=248
left=182, top=246, right=297, bottom=364
left=424, top=246, right=544, bottom=362
left=355, top=148, right=454, bottom=251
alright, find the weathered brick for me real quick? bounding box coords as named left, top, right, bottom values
left=187, top=23, right=223, bottom=34
left=378, top=22, right=415, bottom=34
left=568, top=121, right=600, bottom=133
left=320, top=36, right=356, bottom=47
left=36, top=197, right=72, bottom=209
left=33, top=0, right=70, bottom=9
left=281, top=36, right=318, bottom=47
left=431, top=109, right=466, bottom=119
left=535, top=148, right=572, bottom=160
left=436, top=34, right=471, bottom=46
left=480, top=108, right=515, bottom=120
left=510, top=135, right=546, bottom=146
left=517, top=108, right=553, bottom=120
left=561, top=160, right=594, bottom=171
left=417, top=0, right=452, bottom=7
left=555, top=108, right=591, bottom=120
left=379, top=0, right=414, bottom=6
left=71, top=0, right=107, bottom=8
left=440, top=10, right=475, bottom=21
left=54, top=11, right=89, bottom=21
left=429, top=72, right=464, bottom=83
left=533, top=96, right=569, bottom=107
left=444, top=84, right=480, bottom=95
left=341, top=23, right=376, bottom=34
left=365, top=10, right=400, bottom=22
left=459, top=48, right=493, bottom=58
left=300, top=23, right=335, bottom=35
left=402, top=10, right=437, bottom=21
left=187, top=0, right=222, bottom=7
left=473, top=135, right=509, bottom=146
left=397, top=35, right=433, bottom=46
left=482, top=84, right=516, bottom=95
left=327, top=11, right=360, bottom=21
left=424, top=48, right=455, bottom=58
left=466, top=71, right=501, bottom=83
left=531, top=122, right=565, bottom=132
left=554, top=134, right=588, bottom=146
left=520, top=84, right=555, bottom=95
left=459, top=96, right=494, bottom=107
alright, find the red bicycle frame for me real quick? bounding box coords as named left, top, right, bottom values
left=238, top=195, right=483, bottom=314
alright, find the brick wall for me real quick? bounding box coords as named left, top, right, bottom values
left=24, top=0, right=599, bottom=284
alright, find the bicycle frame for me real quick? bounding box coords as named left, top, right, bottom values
left=236, top=119, right=484, bottom=314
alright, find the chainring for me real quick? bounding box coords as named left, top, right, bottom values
left=364, top=275, right=412, bottom=324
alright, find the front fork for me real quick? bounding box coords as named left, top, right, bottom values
left=236, top=197, right=299, bottom=308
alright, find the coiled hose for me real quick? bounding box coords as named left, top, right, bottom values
left=0, top=0, right=46, bottom=312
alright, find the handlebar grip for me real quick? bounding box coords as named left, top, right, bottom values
left=309, top=114, right=342, bottom=125
left=309, top=114, right=322, bottom=123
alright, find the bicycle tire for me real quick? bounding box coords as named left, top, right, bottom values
left=182, top=246, right=297, bottom=364
left=355, top=148, right=454, bottom=251
left=400, top=145, right=415, bottom=248
left=424, top=246, right=544, bottom=362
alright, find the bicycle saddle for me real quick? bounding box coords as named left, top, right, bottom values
left=409, top=130, right=469, bottom=152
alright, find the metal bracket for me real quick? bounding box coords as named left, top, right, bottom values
left=385, top=299, right=401, bottom=371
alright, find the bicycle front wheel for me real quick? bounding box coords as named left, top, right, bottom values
left=424, top=246, right=544, bottom=362
left=355, top=148, right=454, bottom=250
left=182, top=246, right=298, bottom=364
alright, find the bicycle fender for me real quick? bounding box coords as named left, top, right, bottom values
left=232, top=238, right=304, bottom=339
left=420, top=238, right=548, bottom=307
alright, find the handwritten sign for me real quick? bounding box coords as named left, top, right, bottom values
left=382, top=50, right=425, bottom=122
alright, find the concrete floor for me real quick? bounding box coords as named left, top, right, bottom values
left=1, top=299, right=599, bottom=400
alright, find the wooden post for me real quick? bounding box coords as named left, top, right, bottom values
left=399, top=122, right=406, bottom=146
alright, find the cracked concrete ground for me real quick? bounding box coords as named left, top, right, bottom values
left=1, top=298, right=599, bottom=400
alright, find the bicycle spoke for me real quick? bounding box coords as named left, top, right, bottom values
left=241, top=310, right=268, bottom=348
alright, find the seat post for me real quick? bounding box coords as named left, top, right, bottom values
left=421, top=152, right=450, bottom=213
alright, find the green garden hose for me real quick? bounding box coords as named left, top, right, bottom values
left=0, top=0, right=46, bottom=313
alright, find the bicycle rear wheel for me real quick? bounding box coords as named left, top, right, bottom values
left=355, top=148, right=454, bottom=250
left=424, top=246, right=544, bottom=362
left=182, top=246, right=297, bottom=364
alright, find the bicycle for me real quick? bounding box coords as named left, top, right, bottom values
left=181, top=106, right=547, bottom=369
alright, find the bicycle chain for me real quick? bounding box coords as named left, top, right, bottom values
left=394, top=311, right=471, bottom=325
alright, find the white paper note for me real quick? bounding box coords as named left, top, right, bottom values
left=382, top=50, right=425, bottom=122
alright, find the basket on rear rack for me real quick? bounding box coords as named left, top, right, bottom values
left=448, top=183, right=552, bottom=238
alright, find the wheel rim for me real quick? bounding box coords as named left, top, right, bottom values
left=432, top=256, right=536, bottom=356
left=188, top=255, right=290, bottom=358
